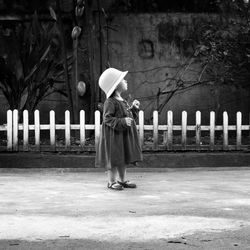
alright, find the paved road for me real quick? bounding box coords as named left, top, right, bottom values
left=0, top=168, right=250, bottom=249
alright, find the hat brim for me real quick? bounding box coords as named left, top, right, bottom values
left=106, top=71, right=128, bottom=98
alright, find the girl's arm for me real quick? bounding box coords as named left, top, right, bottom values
left=130, top=106, right=139, bottom=120
left=103, top=99, right=129, bottom=131
left=130, top=100, right=140, bottom=120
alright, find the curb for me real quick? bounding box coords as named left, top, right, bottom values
left=0, top=152, right=250, bottom=168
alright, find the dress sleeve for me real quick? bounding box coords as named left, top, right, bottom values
left=103, top=99, right=128, bottom=131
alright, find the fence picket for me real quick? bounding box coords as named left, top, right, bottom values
left=7, top=110, right=12, bottom=151
left=153, top=111, right=158, bottom=150
left=80, top=110, right=86, bottom=147
left=236, top=112, right=242, bottom=150
left=196, top=111, right=201, bottom=150
left=139, top=111, right=144, bottom=147
left=50, top=111, right=56, bottom=151
left=223, top=111, right=229, bottom=150
left=181, top=111, right=187, bottom=150
left=167, top=111, right=173, bottom=150
left=210, top=111, right=215, bottom=150
left=65, top=111, right=71, bottom=149
left=34, top=110, right=40, bottom=151
left=2, top=109, right=250, bottom=152
left=13, top=109, right=18, bottom=151
left=249, top=113, right=250, bottom=141
left=95, top=111, right=101, bottom=151
left=23, top=110, right=29, bottom=151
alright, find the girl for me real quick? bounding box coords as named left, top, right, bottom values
left=96, top=68, right=142, bottom=190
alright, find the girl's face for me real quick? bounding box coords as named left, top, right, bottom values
left=117, top=79, right=128, bottom=93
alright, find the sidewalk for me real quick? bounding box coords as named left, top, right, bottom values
left=0, top=168, right=250, bottom=249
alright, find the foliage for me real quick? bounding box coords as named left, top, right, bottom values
left=0, top=12, right=71, bottom=113
left=108, top=0, right=219, bottom=13
left=195, top=0, right=250, bottom=88
left=135, top=0, right=250, bottom=115
left=1, top=0, right=49, bottom=14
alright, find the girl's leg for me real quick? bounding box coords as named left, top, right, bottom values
left=107, top=167, right=123, bottom=190
left=117, top=165, right=137, bottom=188
left=117, top=166, right=126, bottom=182
left=107, top=168, right=118, bottom=184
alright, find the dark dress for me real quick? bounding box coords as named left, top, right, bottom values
left=96, top=97, right=142, bottom=170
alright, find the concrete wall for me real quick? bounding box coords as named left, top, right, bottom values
left=96, top=13, right=250, bottom=125
left=0, top=12, right=250, bottom=127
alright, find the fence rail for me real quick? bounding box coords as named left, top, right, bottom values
left=0, top=109, right=250, bottom=152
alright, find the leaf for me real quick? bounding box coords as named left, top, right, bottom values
left=52, top=37, right=60, bottom=46
left=24, top=45, right=51, bottom=82
left=15, top=59, right=24, bottom=81
left=194, top=45, right=209, bottom=56
left=49, top=6, right=57, bottom=21
left=31, top=11, right=43, bottom=44
left=103, top=25, right=118, bottom=32
left=20, top=89, right=29, bottom=110
left=54, top=88, right=67, bottom=97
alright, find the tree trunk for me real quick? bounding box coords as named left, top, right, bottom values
left=85, top=0, right=96, bottom=124
left=56, top=0, right=75, bottom=123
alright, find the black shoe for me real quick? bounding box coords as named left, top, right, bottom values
left=107, top=182, right=124, bottom=190
left=117, top=180, right=137, bottom=188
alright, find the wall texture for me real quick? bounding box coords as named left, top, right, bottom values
left=96, top=13, right=250, bottom=125
left=0, top=12, right=249, bottom=127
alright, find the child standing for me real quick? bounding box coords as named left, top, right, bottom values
left=96, top=68, right=142, bottom=190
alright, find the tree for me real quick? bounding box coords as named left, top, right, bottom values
left=108, top=0, right=219, bottom=13
left=0, top=12, right=72, bottom=115
left=196, top=0, right=250, bottom=86
left=153, top=0, right=250, bottom=115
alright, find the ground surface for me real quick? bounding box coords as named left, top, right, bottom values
left=0, top=168, right=250, bottom=249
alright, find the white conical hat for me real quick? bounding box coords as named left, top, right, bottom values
left=98, top=68, right=128, bottom=98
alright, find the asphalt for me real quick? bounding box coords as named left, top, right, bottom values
left=0, top=168, right=250, bottom=249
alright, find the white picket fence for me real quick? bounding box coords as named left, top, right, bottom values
left=0, top=109, right=249, bottom=152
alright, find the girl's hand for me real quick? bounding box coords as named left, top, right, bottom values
left=125, top=117, right=133, bottom=126
left=132, top=99, right=140, bottom=109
